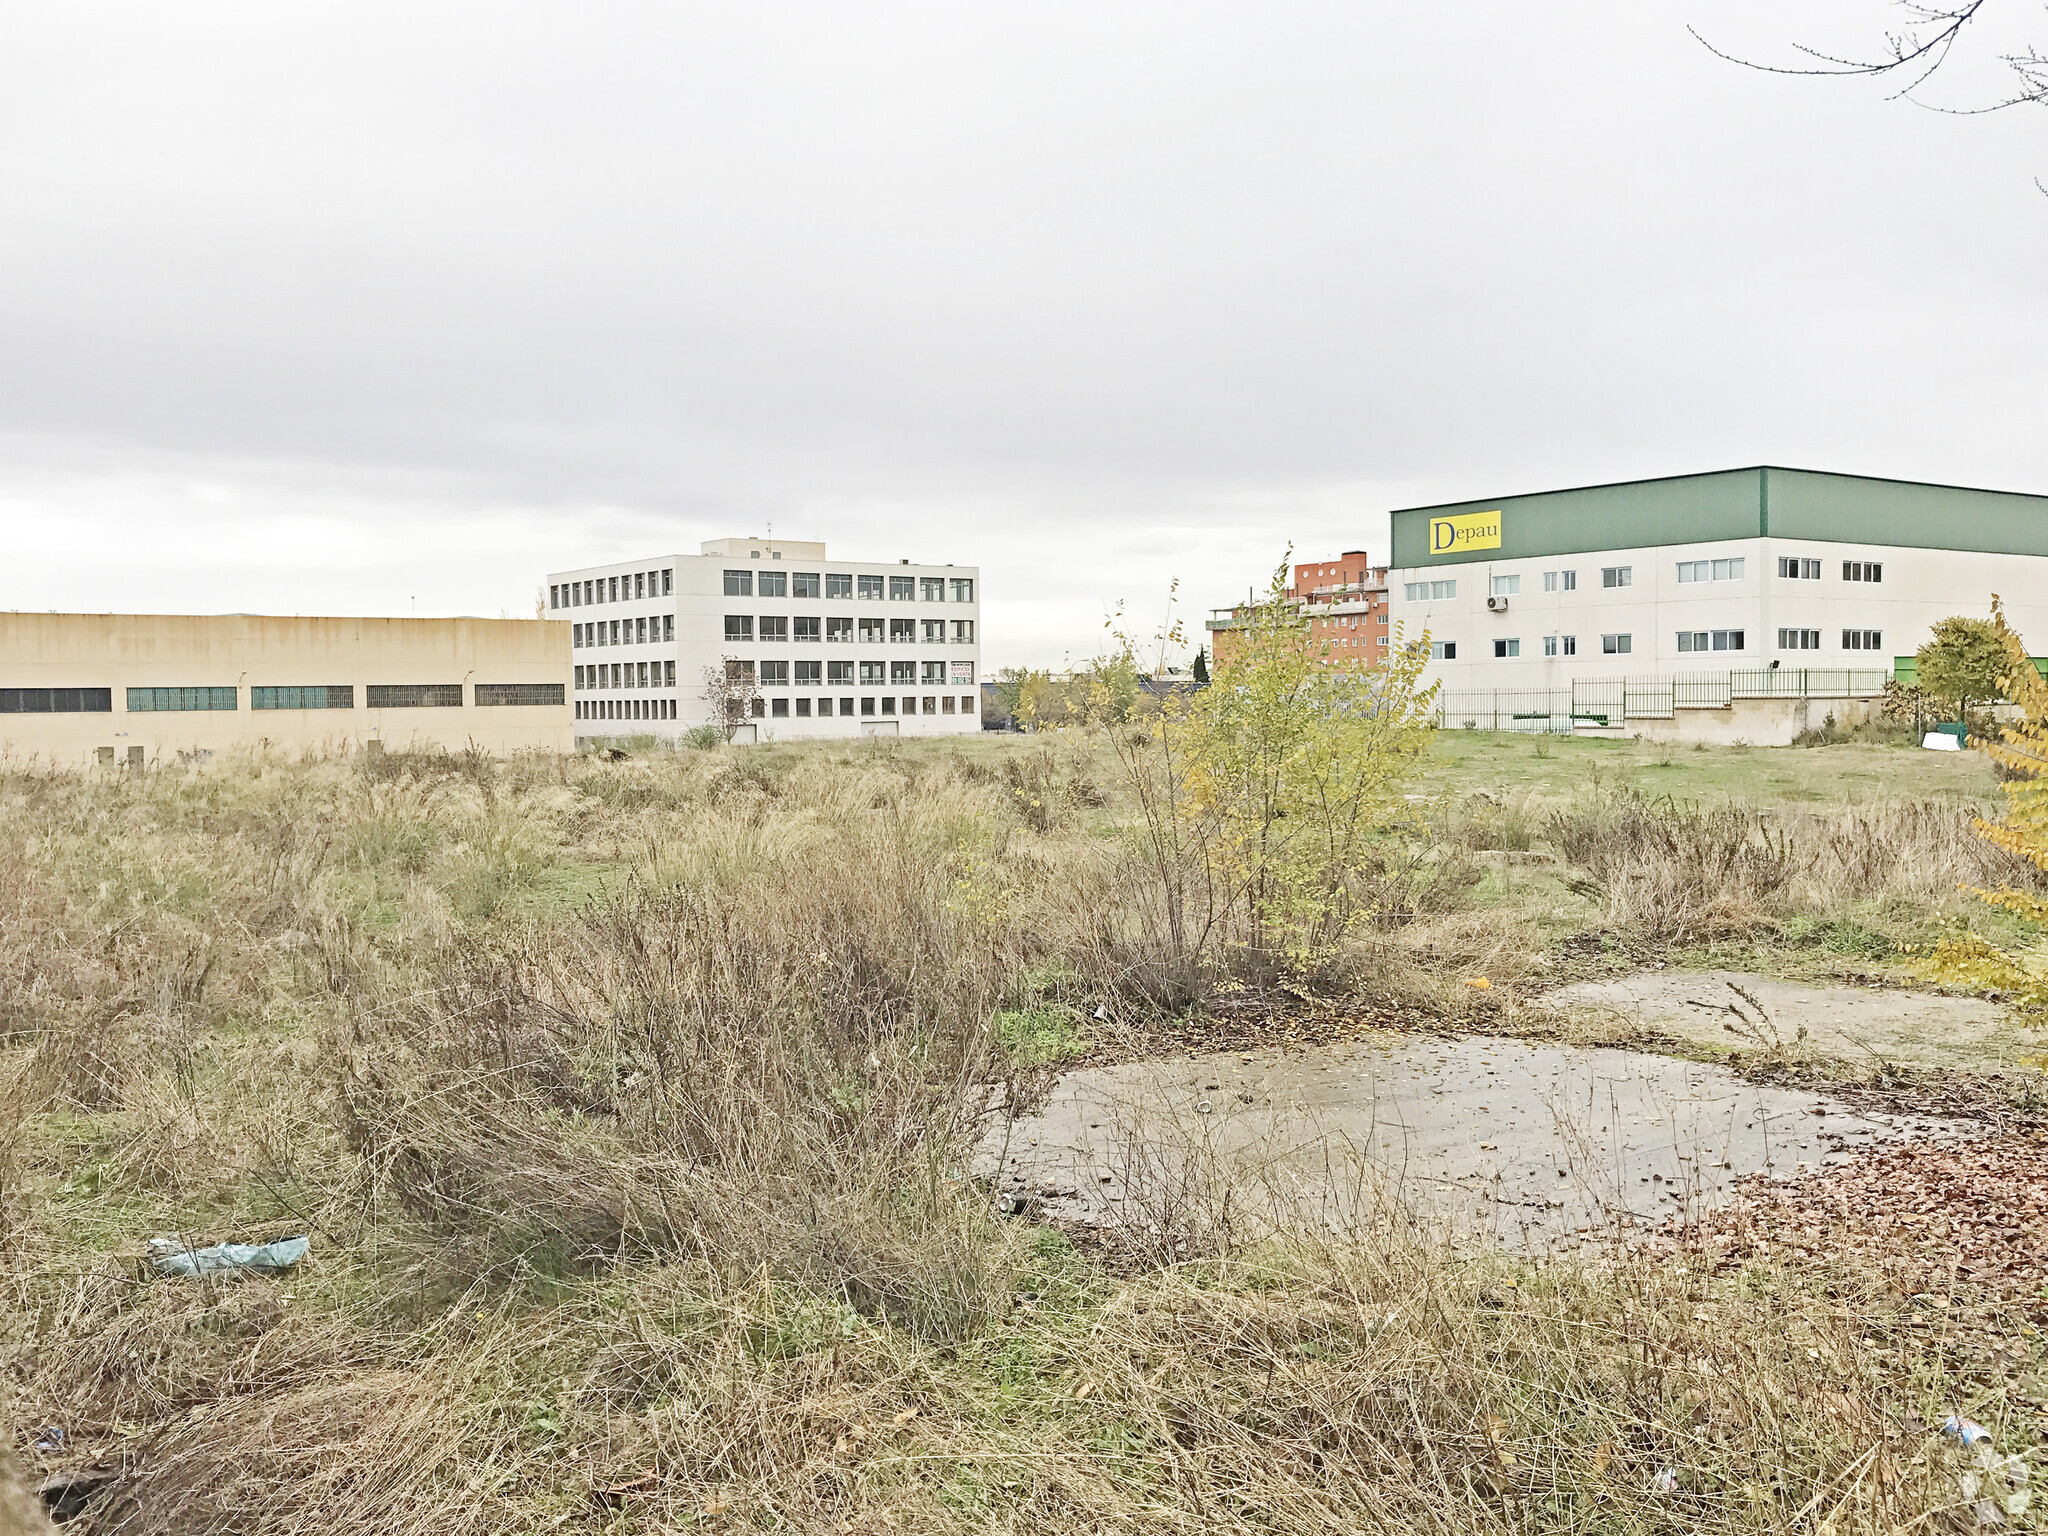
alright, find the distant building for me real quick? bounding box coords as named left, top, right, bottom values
left=548, top=538, right=981, bottom=743
left=1389, top=466, right=2048, bottom=742
left=0, top=613, right=570, bottom=765
left=1206, top=550, right=1390, bottom=669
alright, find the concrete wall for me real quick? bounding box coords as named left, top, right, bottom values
left=0, top=613, right=572, bottom=766
left=1600, top=695, right=1880, bottom=748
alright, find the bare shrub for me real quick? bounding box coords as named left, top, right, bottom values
left=336, top=774, right=1036, bottom=1337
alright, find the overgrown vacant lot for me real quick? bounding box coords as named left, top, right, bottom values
left=4, top=735, right=2045, bottom=1533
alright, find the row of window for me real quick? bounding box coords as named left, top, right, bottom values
left=725, top=659, right=976, bottom=686
left=723, top=571, right=975, bottom=602
left=573, top=695, right=982, bottom=723
left=1780, top=558, right=1884, bottom=582
left=2, top=684, right=566, bottom=713
left=722, top=616, right=975, bottom=644
left=553, top=570, right=673, bottom=608
left=575, top=616, right=674, bottom=647
left=579, top=662, right=676, bottom=690
left=1451, top=628, right=1885, bottom=661
left=1416, top=558, right=1887, bottom=602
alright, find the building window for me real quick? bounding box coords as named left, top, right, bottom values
left=662, top=568, right=673, bottom=594
left=663, top=615, right=674, bottom=641
left=826, top=617, right=852, bottom=642
left=921, top=577, right=945, bottom=601
left=918, top=660, right=943, bottom=684
left=0, top=687, right=113, bottom=713
left=757, top=570, right=787, bottom=598
left=1778, top=557, right=1821, bottom=580
left=1677, top=630, right=1745, bottom=653
left=950, top=661, right=975, bottom=684
left=796, top=697, right=811, bottom=716
left=760, top=661, right=789, bottom=686
left=861, top=660, right=885, bottom=684
left=889, top=575, right=915, bottom=601
left=750, top=698, right=766, bottom=717
left=634, top=617, right=647, bottom=644
left=880, top=696, right=895, bottom=714
left=951, top=578, right=974, bottom=603
left=1843, top=629, right=1883, bottom=651
left=1429, top=640, right=1456, bottom=660
left=251, top=686, right=353, bottom=710
left=127, top=686, right=237, bottom=712
left=767, top=697, right=787, bottom=717
left=1777, top=628, right=1820, bottom=650
left=793, top=616, right=821, bottom=642
left=759, top=616, right=788, bottom=642
left=476, top=683, right=566, bottom=707
left=922, top=696, right=938, bottom=714
left=794, top=572, right=821, bottom=598
left=1543, top=635, right=1557, bottom=657
left=827, top=573, right=853, bottom=598
left=829, top=660, right=855, bottom=684
left=922, top=619, right=945, bottom=643
left=725, top=615, right=754, bottom=642
left=961, top=695, right=977, bottom=713
left=859, top=617, right=884, bottom=642
left=664, top=660, right=675, bottom=686
left=795, top=660, right=822, bottom=685
left=1403, top=580, right=1457, bottom=601
left=858, top=574, right=884, bottom=600
left=724, top=569, right=753, bottom=596
left=366, top=684, right=463, bottom=708
left=1601, top=567, right=1631, bottom=589
left=943, top=696, right=956, bottom=713
left=1559, top=636, right=1577, bottom=655
left=1843, top=560, right=1883, bottom=582
left=572, top=624, right=583, bottom=647
left=952, top=620, right=974, bottom=643
left=1601, top=634, right=1632, bottom=655
left=861, top=697, right=875, bottom=715
left=887, top=660, right=913, bottom=684
left=1491, top=574, right=1520, bottom=597
left=890, top=618, right=915, bottom=643
left=632, top=572, right=643, bottom=599
left=1677, top=558, right=1746, bottom=583
left=1493, top=638, right=1520, bottom=658
left=726, top=659, right=756, bottom=683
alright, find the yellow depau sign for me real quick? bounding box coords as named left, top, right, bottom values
left=1429, top=511, right=1502, bottom=553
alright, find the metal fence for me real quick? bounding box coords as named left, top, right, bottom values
left=1436, top=668, right=1890, bottom=733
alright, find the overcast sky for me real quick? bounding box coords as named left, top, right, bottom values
left=2, top=2, right=2043, bottom=666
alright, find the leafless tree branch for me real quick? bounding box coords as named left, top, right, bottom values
left=1691, top=2, right=2047, bottom=114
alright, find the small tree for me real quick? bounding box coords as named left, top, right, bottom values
left=700, top=659, right=761, bottom=742
left=1919, top=598, right=2048, bottom=1013
left=1191, top=646, right=1209, bottom=686
left=1093, top=563, right=1437, bottom=1002
left=1916, top=616, right=2006, bottom=721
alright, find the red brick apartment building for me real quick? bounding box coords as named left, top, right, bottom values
left=1207, top=550, right=1391, bottom=669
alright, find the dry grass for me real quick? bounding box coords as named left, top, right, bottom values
left=0, top=742, right=2016, bottom=1533
left=1544, top=785, right=2043, bottom=944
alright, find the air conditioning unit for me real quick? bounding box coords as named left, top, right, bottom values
left=1486, top=595, right=1509, bottom=612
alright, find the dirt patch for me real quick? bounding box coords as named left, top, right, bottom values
left=992, top=1034, right=1971, bottom=1248
left=1675, top=1140, right=2048, bottom=1303
left=1542, top=968, right=2041, bottom=1071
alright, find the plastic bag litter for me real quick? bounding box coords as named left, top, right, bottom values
left=147, top=1234, right=310, bottom=1279
left=1947, top=1415, right=1995, bottom=1449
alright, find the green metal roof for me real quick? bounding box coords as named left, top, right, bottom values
left=1390, top=467, right=2048, bottom=568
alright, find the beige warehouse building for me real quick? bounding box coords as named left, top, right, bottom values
left=0, top=614, right=572, bottom=765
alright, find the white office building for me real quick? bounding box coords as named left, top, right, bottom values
left=547, top=538, right=981, bottom=743
left=1387, top=468, right=2048, bottom=741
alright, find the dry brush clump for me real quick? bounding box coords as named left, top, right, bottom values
left=1545, top=785, right=2042, bottom=943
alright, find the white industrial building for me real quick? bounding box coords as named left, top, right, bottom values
left=547, top=538, right=981, bottom=743
left=1387, top=468, right=2048, bottom=741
